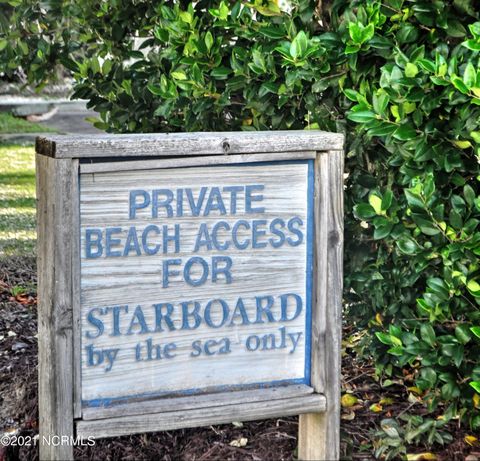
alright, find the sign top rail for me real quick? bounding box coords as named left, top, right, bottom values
left=36, top=130, right=344, bottom=159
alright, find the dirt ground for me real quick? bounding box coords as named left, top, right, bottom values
left=0, top=256, right=478, bottom=461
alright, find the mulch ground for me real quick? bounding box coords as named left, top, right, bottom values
left=0, top=256, right=478, bottom=460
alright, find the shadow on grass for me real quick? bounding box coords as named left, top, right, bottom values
left=0, top=171, right=36, bottom=184
left=0, top=212, right=36, bottom=231
left=0, top=197, right=36, bottom=209
left=0, top=144, right=36, bottom=257
left=0, top=238, right=36, bottom=257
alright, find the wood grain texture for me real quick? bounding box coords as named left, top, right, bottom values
left=71, top=159, right=82, bottom=419
left=83, top=384, right=314, bottom=421
left=324, top=149, right=344, bottom=459
left=80, top=162, right=312, bottom=402
left=298, top=149, right=344, bottom=461
left=299, top=413, right=328, bottom=460
left=36, top=154, right=75, bottom=461
left=79, top=151, right=316, bottom=174
left=77, top=393, right=326, bottom=439
left=35, top=131, right=344, bottom=455
left=309, top=153, right=328, bottom=395
left=36, top=130, right=344, bottom=159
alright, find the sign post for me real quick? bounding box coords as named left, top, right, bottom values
left=36, top=131, right=343, bottom=460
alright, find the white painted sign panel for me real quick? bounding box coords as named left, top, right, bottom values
left=80, top=160, right=313, bottom=405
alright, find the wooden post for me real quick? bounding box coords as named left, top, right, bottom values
left=298, top=149, right=344, bottom=461
left=36, top=154, right=77, bottom=461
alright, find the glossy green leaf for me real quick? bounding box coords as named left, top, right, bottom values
left=205, top=31, right=214, bottom=52
left=171, top=71, right=187, bottom=80
left=463, top=62, right=477, bottom=88
left=374, top=222, right=393, bottom=240
left=290, top=31, right=308, bottom=59
left=349, top=22, right=374, bottom=45
left=210, top=67, right=231, bottom=78
left=354, top=203, right=376, bottom=219
left=464, top=185, right=476, bottom=206
left=451, top=75, right=470, bottom=94
left=376, top=332, right=393, bottom=345
left=347, top=110, right=376, bottom=122
left=471, top=382, right=480, bottom=393
left=369, top=194, right=383, bottom=214
left=463, top=39, right=480, bottom=51
left=393, top=124, right=417, bottom=140
left=405, top=62, right=419, bottom=78
left=455, top=325, right=472, bottom=344
left=421, top=324, right=436, bottom=348
left=396, top=238, right=419, bottom=255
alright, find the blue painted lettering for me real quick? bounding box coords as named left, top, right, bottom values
left=191, top=338, right=231, bottom=356
left=85, top=229, right=103, bottom=258
left=126, top=305, right=151, bottom=335
left=205, top=187, right=227, bottom=216
left=211, top=256, right=232, bottom=284
left=186, top=187, right=207, bottom=216
left=105, top=227, right=122, bottom=257
left=280, top=293, right=303, bottom=321
left=222, top=185, right=243, bottom=214
left=142, top=224, right=161, bottom=255
left=204, top=299, right=229, bottom=328
left=211, top=221, right=230, bottom=250
left=245, top=185, right=265, bottom=213
left=252, top=219, right=268, bottom=249
left=184, top=257, right=209, bottom=287
left=135, top=339, right=177, bottom=360
left=229, top=298, right=251, bottom=326
left=190, top=340, right=202, bottom=357
left=286, top=216, right=304, bottom=246
left=162, top=258, right=181, bottom=288
left=181, top=301, right=202, bottom=329
left=106, top=305, right=128, bottom=336
left=255, top=295, right=276, bottom=323
left=232, top=220, right=250, bottom=250
left=129, top=190, right=150, bottom=219
left=86, top=345, right=119, bottom=372
left=246, top=335, right=261, bottom=351
left=123, top=226, right=141, bottom=256
left=163, top=224, right=180, bottom=253
left=194, top=223, right=213, bottom=252
left=269, top=218, right=286, bottom=248
left=152, top=189, right=174, bottom=218
left=85, top=307, right=104, bottom=339
left=153, top=303, right=176, bottom=332
left=176, top=188, right=184, bottom=217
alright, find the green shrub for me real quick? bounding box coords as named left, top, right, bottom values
left=3, top=0, right=480, bottom=429
left=0, top=1, right=77, bottom=84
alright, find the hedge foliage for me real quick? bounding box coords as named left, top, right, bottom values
left=2, top=0, right=480, bottom=430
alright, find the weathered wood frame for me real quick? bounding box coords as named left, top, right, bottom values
left=36, top=131, right=343, bottom=461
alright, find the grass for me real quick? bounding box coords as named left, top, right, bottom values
left=0, top=144, right=36, bottom=256
left=0, top=112, right=56, bottom=134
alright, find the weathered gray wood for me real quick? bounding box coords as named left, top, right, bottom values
left=71, top=159, right=82, bottom=419
left=35, top=130, right=344, bottom=458
left=77, top=394, right=326, bottom=439
left=298, top=149, right=343, bottom=461
left=308, top=152, right=329, bottom=395
left=79, top=150, right=316, bottom=174
left=83, top=384, right=314, bottom=421
left=79, top=162, right=311, bottom=402
left=36, top=131, right=344, bottom=159
left=36, top=154, right=75, bottom=461
left=324, top=149, right=344, bottom=459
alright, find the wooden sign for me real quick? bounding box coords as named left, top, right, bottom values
left=35, top=131, right=344, bottom=461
